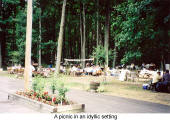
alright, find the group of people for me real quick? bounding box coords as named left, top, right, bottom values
left=151, top=70, right=170, bottom=92
left=7, top=64, right=24, bottom=74
left=70, top=64, right=102, bottom=76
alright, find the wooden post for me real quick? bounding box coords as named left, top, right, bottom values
left=24, top=0, right=33, bottom=91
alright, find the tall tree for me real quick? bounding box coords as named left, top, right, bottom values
left=24, top=0, right=33, bottom=91
left=1, top=0, right=170, bottom=69
left=38, top=7, right=42, bottom=67
left=113, top=45, right=117, bottom=68
left=80, top=2, right=83, bottom=65
left=82, top=2, right=86, bottom=68
left=0, top=41, right=2, bottom=68
left=55, top=0, right=67, bottom=74
left=0, top=0, right=2, bottom=68
left=96, top=0, right=99, bottom=65
left=104, top=0, right=110, bottom=67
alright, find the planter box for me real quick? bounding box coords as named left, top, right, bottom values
left=8, top=93, right=85, bottom=113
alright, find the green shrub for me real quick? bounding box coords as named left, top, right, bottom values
left=32, top=76, right=45, bottom=94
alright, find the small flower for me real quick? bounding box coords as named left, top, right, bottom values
left=43, top=100, right=46, bottom=103
left=44, top=92, right=48, bottom=95
left=45, top=96, right=47, bottom=99
left=16, top=91, right=19, bottom=94
left=48, top=101, right=52, bottom=105
left=53, top=97, right=56, bottom=102
left=38, top=97, right=42, bottom=101
left=33, top=92, right=37, bottom=96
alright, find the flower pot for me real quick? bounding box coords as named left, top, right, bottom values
left=90, top=82, right=100, bottom=90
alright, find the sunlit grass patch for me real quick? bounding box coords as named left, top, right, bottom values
left=0, top=71, right=16, bottom=78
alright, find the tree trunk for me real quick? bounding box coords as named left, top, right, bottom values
left=80, top=7, right=83, bottom=60
left=104, top=1, right=110, bottom=68
left=38, top=8, right=42, bottom=67
left=0, top=0, right=2, bottom=68
left=82, top=2, right=86, bottom=68
left=99, top=22, right=102, bottom=45
left=55, top=0, right=67, bottom=74
left=96, top=0, right=99, bottom=65
left=0, top=0, right=4, bottom=68
left=69, top=27, right=72, bottom=59
left=113, top=45, right=117, bottom=68
left=96, top=0, right=99, bottom=47
left=24, top=0, right=33, bottom=91
left=0, top=41, right=2, bottom=68
left=62, top=27, right=66, bottom=62
left=161, top=55, right=165, bottom=71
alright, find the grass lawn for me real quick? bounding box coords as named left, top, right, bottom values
left=63, top=76, right=170, bottom=106
left=1, top=71, right=170, bottom=106
left=0, top=71, right=16, bottom=78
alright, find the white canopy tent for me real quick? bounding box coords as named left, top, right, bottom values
left=64, top=58, right=94, bottom=62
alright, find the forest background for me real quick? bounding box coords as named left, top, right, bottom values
left=0, top=0, right=170, bottom=69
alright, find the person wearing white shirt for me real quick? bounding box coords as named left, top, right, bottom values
left=119, top=69, right=128, bottom=81
left=152, top=72, right=162, bottom=84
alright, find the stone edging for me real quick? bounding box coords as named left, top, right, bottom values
left=8, top=93, right=85, bottom=113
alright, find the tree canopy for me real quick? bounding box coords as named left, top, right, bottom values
left=0, top=0, right=170, bottom=68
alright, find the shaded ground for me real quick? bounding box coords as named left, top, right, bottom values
left=0, top=73, right=170, bottom=113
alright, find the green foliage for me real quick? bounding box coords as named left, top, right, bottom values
left=49, top=74, right=57, bottom=94
left=121, top=51, right=142, bottom=64
left=32, top=76, right=45, bottom=93
left=57, top=86, right=68, bottom=101
left=9, top=51, right=21, bottom=64
left=46, top=95, right=52, bottom=101
left=1, top=0, right=170, bottom=67
left=92, top=45, right=105, bottom=65
left=92, top=45, right=113, bottom=65
left=2, top=0, right=20, bottom=4
left=110, top=0, right=170, bottom=64
left=49, top=74, right=68, bottom=103
left=97, top=85, right=106, bottom=93
left=55, top=75, right=68, bottom=101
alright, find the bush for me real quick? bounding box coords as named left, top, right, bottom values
left=91, top=45, right=114, bottom=65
